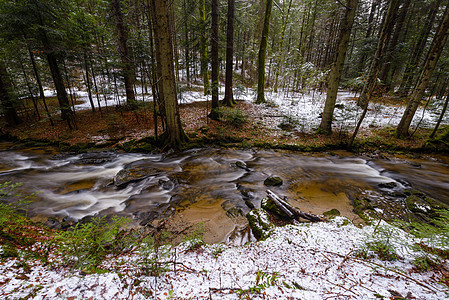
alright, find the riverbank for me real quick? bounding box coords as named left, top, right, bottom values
left=3, top=99, right=448, bottom=155
left=1, top=213, right=448, bottom=299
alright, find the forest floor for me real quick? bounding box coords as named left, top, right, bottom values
left=1, top=215, right=448, bottom=299
left=1, top=91, right=449, bottom=299
left=2, top=94, right=444, bottom=154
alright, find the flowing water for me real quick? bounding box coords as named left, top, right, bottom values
left=1, top=142, right=449, bottom=244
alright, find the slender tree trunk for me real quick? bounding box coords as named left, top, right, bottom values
left=398, top=0, right=440, bottom=95
left=274, top=0, right=292, bottom=93
left=209, top=0, right=220, bottom=118
left=19, top=60, right=40, bottom=120
left=223, top=0, right=236, bottom=106
left=349, top=0, right=402, bottom=148
left=396, top=5, right=449, bottom=138
left=83, top=53, right=96, bottom=112
left=378, top=0, right=411, bottom=86
left=357, top=0, right=380, bottom=74
left=357, top=0, right=401, bottom=108
left=111, top=0, right=136, bottom=106
left=255, top=0, right=273, bottom=104
left=151, top=0, right=187, bottom=149
left=46, top=52, right=74, bottom=129
left=27, top=44, right=53, bottom=126
left=199, top=0, right=209, bottom=95
left=0, top=60, right=21, bottom=126
left=34, top=2, right=74, bottom=129
left=430, top=93, right=449, bottom=139
left=318, top=0, right=359, bottom=134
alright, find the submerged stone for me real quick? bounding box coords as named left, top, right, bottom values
left=323, top=209, right=341, bottom=217
left=378, top=182, right=397, bottom=189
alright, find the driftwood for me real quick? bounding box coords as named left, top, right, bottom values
left=266, top=190, right=324, bottom=222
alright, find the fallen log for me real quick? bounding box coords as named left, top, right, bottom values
left=266, top=190, right=324, bottom=222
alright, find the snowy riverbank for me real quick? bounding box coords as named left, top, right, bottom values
left=1, top=217, right=447, bottom=299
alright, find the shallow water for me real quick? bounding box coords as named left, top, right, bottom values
left=1, top=143, right=448, bottom=243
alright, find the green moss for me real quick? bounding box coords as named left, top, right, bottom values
left=246, top=209, right=275, bottom=240
left=261, top=197, right=288, bottom=218
left=323, top=209, right=341, bottom=217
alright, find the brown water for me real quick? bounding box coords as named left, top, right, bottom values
left=1, top=143, right=448, bottom=243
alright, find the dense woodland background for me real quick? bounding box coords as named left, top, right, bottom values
left=0, top=0, right=449, bottom=149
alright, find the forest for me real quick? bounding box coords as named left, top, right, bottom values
left=0, top=0, right=448, bottom=151
left=2, top=1, right=449, bottom=299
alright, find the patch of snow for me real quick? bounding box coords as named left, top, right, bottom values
left=1, top=218, right=447, bottom=299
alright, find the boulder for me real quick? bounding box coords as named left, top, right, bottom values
left=264, top=175, right=283, bottom=187
left=246, top=209, right=275, bottom=240
left=323, top=209, right=341, bottom=217
left=114, top=159, right=162, bottom=188
left=77, top=152, right=118, bottom=165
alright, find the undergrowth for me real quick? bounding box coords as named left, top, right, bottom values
left=52, top=215, right=130, bottom=272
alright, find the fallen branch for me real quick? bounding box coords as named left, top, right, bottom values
left=266, top=190, right=324, bottom=222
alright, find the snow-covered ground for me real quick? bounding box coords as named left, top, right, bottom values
left=1, top=218, right=447, bottom=299
left=48, top=83, right=448, bottom=133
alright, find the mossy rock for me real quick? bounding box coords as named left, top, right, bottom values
left=323, top=209, right=341, bottom=217
left=264, top=175, right=283, bottom=187
left=405, top=190, right=449, bottom=221
left=261, top=197, right=289, bottom=218
left=246, top=209, right=275, bottom=240
left=235, top=160, right=248, bottom=170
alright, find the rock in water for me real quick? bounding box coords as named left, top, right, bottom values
left=264, top=175, right=283, bottom=186
left=114, top=159, right=161, bottom=188
left=246, top=209, right=275, bottom=240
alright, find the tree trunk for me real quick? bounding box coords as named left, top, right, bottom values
left=83, top=53, right=96, bottom=112
left=255, top=0, right=273, bottom=104
left=151, top=0, right=187, bottom=149
left=398, top=0, right=440, bottom=95
left=430, top=93, right=449, bottom=139
left=111, top=0, right=136, bottom=106
left=318, top=0, right=359, bottom=134
left=199, top=0, right=209, bottom=95
left=0, top=60, right=21, bottom=126
left=349, top=0, right=402, bottom=148
left=46, top=52, right=74, bottom=129
left=209, top=0, right=220, bottom=118
left=396, top=5, right=449, bottom=138
left=27, top=44, right=53, bottom=126
left=378, top=0, right=411, bottom=86
left=357, top=0, right=401, bottom=109
left=357, top=0, right=380, bottom=74
left=223, top=0, right=236, bottom=106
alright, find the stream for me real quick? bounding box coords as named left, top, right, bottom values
left=1, top=142, right=449, bottom=244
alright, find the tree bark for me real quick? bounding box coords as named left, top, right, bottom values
left=111, top=0, right=136, bottom=106
left=151, top=0, right=187, bottom=149
left=398, top=0, right=440, bottom=95
left=0, top=61, right=21, bottom=127
left=223, top=0, right=236, bottom=106
left=349, top=0, right=401, bottom=148
left=378, top=0, right=411, bottom=86
left=199, top=0, right=209, bottom=95
left=357, top=0, right=401, bottom=109
left=357, top=0, right=380, bottom=74
left=318, top=0, right=358, bottom=134
left=209, top=0, right=220, bottom=118
left=255, top=0, right=273, bottom=104
left=396, top=5, right=449, bottom=138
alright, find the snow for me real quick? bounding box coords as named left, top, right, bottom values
left=45, top=82, right=445, bottom=133
left=1, top=217, right=447, bottom=299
